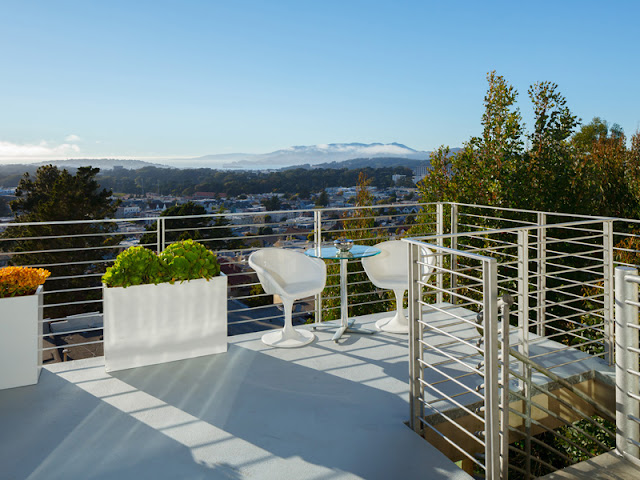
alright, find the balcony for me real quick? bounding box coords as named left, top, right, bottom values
left=1, top=313, right=471, bottom=480
left=2, top=203, right=640, bottom=479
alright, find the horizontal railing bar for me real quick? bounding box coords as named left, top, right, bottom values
left=43, top=286, right=103, bottom=295
left=41, top=340, right=103, bottom=351
left=419, top=379, right=485, bottom=421
left=417, top=417, right=486, bottom=470
left=43, top=299, right=103, bottom=308
left=418, top=339, right=483, bottom=374
left=417, top=400, right=486, bottom=447
left=418, top=366, right=484, bottom=401
left=43, top=326, right=104, bottom=337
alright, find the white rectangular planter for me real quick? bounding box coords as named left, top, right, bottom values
left=103, top=275, right=227, bottom=372
left=0, top=286, right=43, bottom=390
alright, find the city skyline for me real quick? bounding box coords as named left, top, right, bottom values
left=1, top=0, right=639, bottom=164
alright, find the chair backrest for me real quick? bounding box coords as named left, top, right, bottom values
left=362, top=240, right=434, bottom=288
left=248, top=248, right=326, bottom=296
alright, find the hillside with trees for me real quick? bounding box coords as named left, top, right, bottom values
left=0, top=164, right=415, bottom=196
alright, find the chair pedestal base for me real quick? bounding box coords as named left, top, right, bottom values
left=262, top=328, right=315, bottom=348
left=376, top=288, right=409, bottom=334
left=375, top=311, right=409, bottom=334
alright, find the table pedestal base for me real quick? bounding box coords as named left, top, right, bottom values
left=313, top=319, right=375, bottom=342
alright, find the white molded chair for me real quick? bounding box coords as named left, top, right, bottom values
left=362, top=240, right=434, bottom=334
left=249, top=248, right=326, bottom=348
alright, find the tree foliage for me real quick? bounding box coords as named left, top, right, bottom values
left=416, top=71, right=640, bottom=219
left=1, top=165, right=119, bottom=319
left=261, top=195, right=282, bottom=211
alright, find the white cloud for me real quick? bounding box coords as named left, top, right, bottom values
left=0, top=140, right=81, bottom=161
left=362, top=144, right=411, bottom=155
left=65, top=134, right=81, bottom=142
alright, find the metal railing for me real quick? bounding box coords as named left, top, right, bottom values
left=0, top=202, right=435, bottom=362
left=406, top=237, right=503, bottom=478
left=407, top=214, right=625, bottom=479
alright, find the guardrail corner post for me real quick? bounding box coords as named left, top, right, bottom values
left=536, top=212, right=546, bottom=337
left=407, top=241, right=422, bottom=433
left=615, top=266, right=640, bottom=459
left=436, top=203, right=444, bottom=304
left=314, top=209, right=323, bottom=325
left=158, top=217, right=166, bottom=252
left=483, top=257, right=500, bottom=480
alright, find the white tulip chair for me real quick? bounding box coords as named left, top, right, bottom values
left=362, top=240, right=434, bottom=334
left=249, top=248, right=326, bottom=348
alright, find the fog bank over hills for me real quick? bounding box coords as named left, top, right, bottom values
left=164, top=142, right=431, bottom=169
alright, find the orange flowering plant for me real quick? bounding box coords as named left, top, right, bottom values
left=0, top=267, right=51, bottom=298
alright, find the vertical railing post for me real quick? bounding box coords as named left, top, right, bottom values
left=451, top=203, right=459, bottom=303
left=499, top=295, right=513, bottom=480
left=536, top=212, right=546, bottom=337
left=408, top=241, right=422, bottom=433
left=517, top=229, right=530, bottom=380
left=156, top=217, right=162, bottom=253
left=314, top=209, right=323, bottom=326
left=159, top=217, right=166, bottom=252
left=436, top=203, right=444, bottom=305
left=517, top=229, right=532, bottom=478
left=483, top=257, right=500, bottom=480
left=615, top=266, right=640, bottom=459
left=603, top=220, right=615, bottom=365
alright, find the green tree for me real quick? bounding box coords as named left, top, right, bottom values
left=571, top=117, right=610, bottom=152
left=512, top=81, right=579, bottom=212
left=321, top=172, right=392, bottom=321
left=457, top=70, right=524, bottom=206
left=415, top=145, right=456, bottom=204
left=315, top=190, right=329, bottom=207
left=1, top=165, right=119, bottom=319
left=571, top=124, right=640, bottom=218
left=261, top=195, right=281, bottom=211
left=0, top=196, right=11, bottom=216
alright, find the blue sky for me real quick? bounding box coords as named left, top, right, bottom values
left=1, top=0, right=639, bottom=163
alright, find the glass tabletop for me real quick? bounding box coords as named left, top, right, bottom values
left=305, top=245, right=381, bottom=260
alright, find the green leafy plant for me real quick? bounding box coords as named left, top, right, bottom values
left=102, top=240, right=221, bottom=288
left=159, top=239, right=220, bottom=283
left=102, top=246, right=166, bottom=288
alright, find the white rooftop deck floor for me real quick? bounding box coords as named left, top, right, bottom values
left=0, top=312, right=471, bottom=480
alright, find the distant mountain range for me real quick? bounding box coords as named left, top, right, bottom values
left=164, top=142, right=432, bottom=169
left=0, top=143, right=462, bottom=176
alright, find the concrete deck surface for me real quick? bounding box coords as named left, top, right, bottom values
left=0, top=312, right=471, bottom=480
left=539, top=451, right=640, bottom=480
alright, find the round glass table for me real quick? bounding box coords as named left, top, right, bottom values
left=305, top=245, right=381, bottom=342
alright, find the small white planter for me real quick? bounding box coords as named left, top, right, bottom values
left=0, top=286, right=43, bottom=390
left=103, top=275, right=227, bottom=372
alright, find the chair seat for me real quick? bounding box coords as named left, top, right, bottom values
left=281, top=280, right=324, bottom=299
left=370, top=275, right=407, bottom=291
